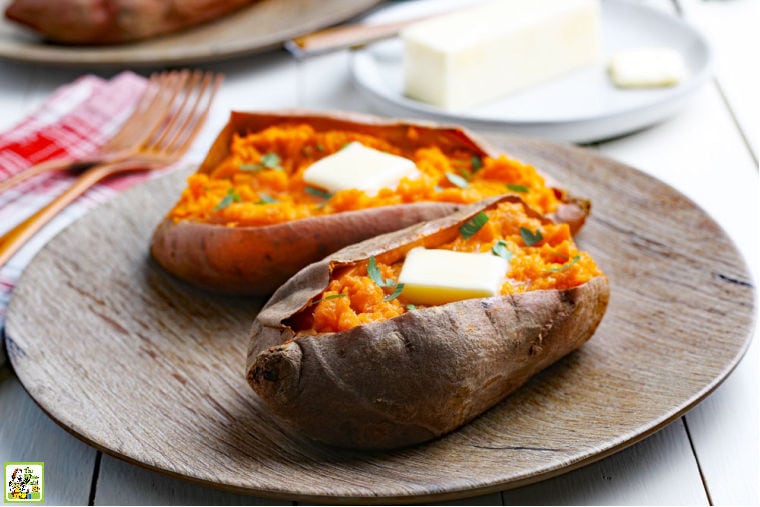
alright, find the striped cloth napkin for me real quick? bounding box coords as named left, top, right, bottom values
left=0, top=71, right=150, bottom=335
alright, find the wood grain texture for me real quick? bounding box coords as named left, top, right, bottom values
left=0, top=0, right=381, bottom=67
left=4, top=136, right=755, bottom=504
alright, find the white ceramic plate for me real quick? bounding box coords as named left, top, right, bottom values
left=350, top=0, right=712, bottom=143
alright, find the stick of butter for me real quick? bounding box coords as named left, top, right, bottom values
left=398, top=247, right=509, bottom=306
left=302, top=142, right=419, bottom=196
left=608, top=48, right=687, bottom=88
left=401, top=0, right=600, bottom=110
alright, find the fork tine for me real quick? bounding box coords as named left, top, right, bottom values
left=145, top=69, right=203, bottom=154
left=100, top=71, right=182, bottom=153
left=132, top=70, right=191, bottom=153
left=171, top=73, right=223, bottom=156
left=154, top=71, right=222, bottom=158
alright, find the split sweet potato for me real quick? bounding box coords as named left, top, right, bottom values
left=4, top=0, right=256, bottom=44
left=150, top=110, right=590, bottom=295
left=246, top=196, right=609, bottom=449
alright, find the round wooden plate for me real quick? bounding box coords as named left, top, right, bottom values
left=5, top=136, right=755, bottom=504
left=0, top=0, right=381, bottom=67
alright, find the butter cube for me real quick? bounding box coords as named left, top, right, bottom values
left=398, top=248, right=509, bottom=306
left=401, top=0, right=600, bottom=110
left=302, top=142, right=419, bottom=196
left=608, top=48, right=687, bottom=88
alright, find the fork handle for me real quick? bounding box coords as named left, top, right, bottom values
left=0, top=164, right=112, bottom=268
left=0, top=157, right=82, bottom=194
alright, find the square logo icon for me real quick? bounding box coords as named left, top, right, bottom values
left=4, top=463, right=44, bottom=503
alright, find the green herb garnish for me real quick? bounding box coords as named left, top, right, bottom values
left=240, top=152, right=282, bottom=172
left=459, top=212, right=489, bottom=239
left=546, top=255, right=581, bottom=273
left=384, top=283, right=405, bottom=302
left=310, top=293, right=347, bottom=306
left=305, top=186, right=333, bottom=200
left=520, top=227, right=543, bottom=246
left=214, top=188, right=241, bottom=211
left=255, top=192, right=278, bottom=204
left=367, top=256, right=393, bottom=287
left=471, top=155, right=483, bottom=171
left=506, top=183, right=529, bottom=193
left=316, top=143, right=326, bottom=152
left=445, top=172, right=469, bottom=189
left=491, top=240, right=513, bottom=261
left=368, top=256, right=405, bottom=301
left=406, top=304, right=417, bottom=311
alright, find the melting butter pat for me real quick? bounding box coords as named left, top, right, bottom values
left=302, top=142, right=419, bottom=196
left=401, top=0, right=601, bottom=110
left=608, top=48, right=687, bottom=88
left=398, top=248, right=509, bottom=306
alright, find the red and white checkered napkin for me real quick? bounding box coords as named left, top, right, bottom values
left=0, top=71, right=150, bottom=328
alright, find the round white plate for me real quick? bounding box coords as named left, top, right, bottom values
left=350, top=0, right=712, bottom=143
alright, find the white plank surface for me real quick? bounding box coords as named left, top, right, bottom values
left=678, top=0, right=760, bottom=159
left=501, top=421, right=708, bottom=505
left=0, top=372, right=98, bottom=505
left=94, top=454, right=291, bottom=506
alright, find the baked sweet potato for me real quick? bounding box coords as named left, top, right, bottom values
left=4, top=0, right=255, bottom=44
left=247, top=196, right=609, bottom=449
left=150, top=110, right=590, bottom=295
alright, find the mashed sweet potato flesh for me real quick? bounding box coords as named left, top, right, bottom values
left=294, top=201, right=604, bottom=334
left=167, top=124, right=562, bottom=226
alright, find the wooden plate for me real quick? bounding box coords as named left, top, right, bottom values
left=5, top=135, right=755, bottom=504
left=0, top=0, right=381, bottom=67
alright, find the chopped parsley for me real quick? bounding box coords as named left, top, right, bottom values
left=367, top=256, right=394, bottom=287
left=310, top=293, right=347, bottom=306
left=506, top=183, right=529, bottom=193
left=214, top=188, right=241, bottom=211
left=445, top=172, right=469, bottom=189
left=383, top=283, right=405, bottom=302
left=546, top=255, right=581, bottom=273
left=304, top=186, right=333, bottom=200
left=368, top=255, right=405, bottom=301
left=491, top=240, right=513, bottom=261
left=520, top=227, right=543, bottom=246
left=459, top=212, right=489, bottom=239
left=406, top=304, right=417, bottom=311
left=255, top=192, right=278, bottom=204
left=471, top=155, right=483, bottom=171
left=240, top=152, right=282, bottom=172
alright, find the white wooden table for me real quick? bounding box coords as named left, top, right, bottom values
left=1, top=0, right=757, bottom=504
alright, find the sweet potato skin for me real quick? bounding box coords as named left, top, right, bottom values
left=150, top=110, right=590, bottom=295
left=246, top=198, right=610, bottom=449
left=150, top=202, right=462, bottom=295
left=4, top=0, right=255, bottom=44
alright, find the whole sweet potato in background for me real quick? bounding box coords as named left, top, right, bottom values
left=150, top=110, right=590, bottom=296
left=247, top=196, right=610, bottom=449
left=4, top=0, right=256, bottom=44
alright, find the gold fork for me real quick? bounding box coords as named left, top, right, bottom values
left=0, top=69, right=223, bottom=268
left=0, top=70, right=200, bottom=194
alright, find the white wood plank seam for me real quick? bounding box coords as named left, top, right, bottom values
left=682, top=417, right=714, bottom=506
left=88, top=451, right=103, bottom=506
left=711, top=80, right=759, bottom=169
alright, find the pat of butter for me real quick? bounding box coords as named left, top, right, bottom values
left=302, top=142, right=419, bottom=196
left=608, top=48, right=687, bottom=88
left=398, top=247, right=509, bottom=306
left=401, top=0, right=600, bottom=110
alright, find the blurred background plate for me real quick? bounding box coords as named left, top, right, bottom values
left=0, top=0, right=381, bottom=67
left=350, top=0, right=712, bottom=143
